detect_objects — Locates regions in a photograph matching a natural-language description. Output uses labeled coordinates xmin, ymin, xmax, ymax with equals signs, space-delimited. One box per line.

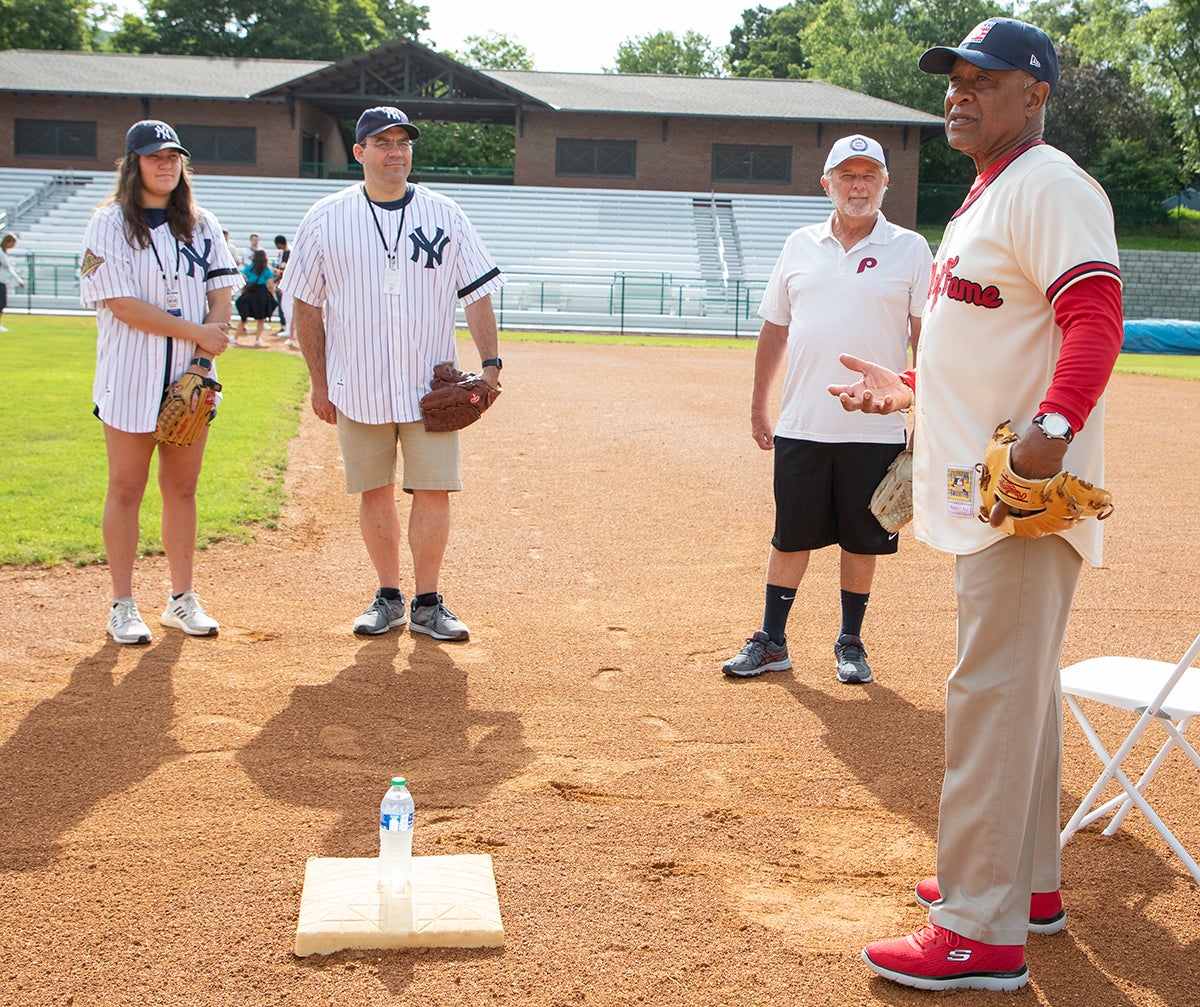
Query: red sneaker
xmin=915 ymin=877 xmax=1066 ymax=935
xmin=863 ymin=923 xmax=1028 ymax=991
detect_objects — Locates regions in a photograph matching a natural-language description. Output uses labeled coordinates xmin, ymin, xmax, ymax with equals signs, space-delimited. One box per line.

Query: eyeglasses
xmin=366 ymin=138 xmax=415 ymax=152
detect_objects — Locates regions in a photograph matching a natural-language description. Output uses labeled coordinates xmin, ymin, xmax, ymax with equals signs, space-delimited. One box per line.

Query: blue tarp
xmin=1122 ymin=319 xmax=1200 ymax=355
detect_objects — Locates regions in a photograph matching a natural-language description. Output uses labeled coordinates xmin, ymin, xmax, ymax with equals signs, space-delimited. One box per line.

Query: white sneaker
xmin=160 ymin=590 xmax=219 ymax=636
xmin=275 ymin=328 xmax=289 ymax=338
xmin=109 ymin=597 xmax=152 ymax=645
xmin=0 ymin=324 xmax=8 ymax=332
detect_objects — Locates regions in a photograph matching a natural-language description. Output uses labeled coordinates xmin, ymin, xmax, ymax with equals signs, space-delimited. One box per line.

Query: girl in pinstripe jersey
xmin=80 ymin=120 xmax=240 ymax=645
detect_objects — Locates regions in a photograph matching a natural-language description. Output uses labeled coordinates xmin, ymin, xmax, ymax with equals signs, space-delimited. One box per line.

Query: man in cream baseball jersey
xmin=81 ymin=119 xmax=239 ymax=645
xmin=281 ymin=106 xmax=504 ymax=641
xmin=829 ymin=19 xmax=1123 ymax=991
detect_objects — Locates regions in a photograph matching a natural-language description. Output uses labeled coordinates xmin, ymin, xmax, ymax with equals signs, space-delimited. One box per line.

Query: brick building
xmin=0 ymin=40 xmax=942 ymax=226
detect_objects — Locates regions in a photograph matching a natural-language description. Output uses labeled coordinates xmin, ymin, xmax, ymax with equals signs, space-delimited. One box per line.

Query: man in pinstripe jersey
xmin=281 ymin=106 xmax=504 ymax=641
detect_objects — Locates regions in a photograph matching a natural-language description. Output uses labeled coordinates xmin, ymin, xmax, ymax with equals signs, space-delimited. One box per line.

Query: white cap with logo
xmin=823 ymin=135 xmax=887 ymax=174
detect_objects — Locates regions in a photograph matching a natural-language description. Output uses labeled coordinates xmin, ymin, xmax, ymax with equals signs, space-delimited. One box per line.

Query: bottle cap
xmin=390 ymin=776 xmax=406 ymax=786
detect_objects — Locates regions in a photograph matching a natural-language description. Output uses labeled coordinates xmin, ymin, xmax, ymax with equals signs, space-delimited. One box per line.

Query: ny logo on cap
xmin=154 ymin=124 xmax=175 ymax=141
xmin=381 ymin=108 xmax=402 ymax=120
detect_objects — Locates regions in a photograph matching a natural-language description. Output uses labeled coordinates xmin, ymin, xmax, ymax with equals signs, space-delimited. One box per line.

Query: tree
xmin=416 ymin=30 xmax=530 ymax=173
xmin=727 ymin=2 xmax=822 ymax=78
xmin=0 ymin=0 xmax=94 ymax=50
xmin=451 ymin=30 xmax=533 ymax=70
xmin=106 ymin=0 xmax=429 ymax=58
xmin=610 ymin=29 xmax=726 ymax=76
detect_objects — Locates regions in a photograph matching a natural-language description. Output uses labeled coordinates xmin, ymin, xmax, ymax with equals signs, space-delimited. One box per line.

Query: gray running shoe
xmin=835 ymin=633 xmax=872 ymax=684
xmin=109 ymin=597 xmax=152 ymax=645
xmin=722 ymin=631 xmax=792 ymax=677
xmin=410 ymin=595 xmax=470 ymax=641
xmin=353 ymin=590 xmax=408 ymax=635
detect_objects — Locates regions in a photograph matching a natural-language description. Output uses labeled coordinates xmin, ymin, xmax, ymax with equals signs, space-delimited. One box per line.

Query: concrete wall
xmin=1119 ymin=250 xmax=1200 ymax=320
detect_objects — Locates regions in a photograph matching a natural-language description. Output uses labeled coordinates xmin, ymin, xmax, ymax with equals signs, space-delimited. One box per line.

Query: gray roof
xmin=0 ymin=47 xmax=942 ymax=126
xmin=483 ymin=70 xmax=944 ymax=125
xmin=0 ymin=49 xmax=328 ymax=100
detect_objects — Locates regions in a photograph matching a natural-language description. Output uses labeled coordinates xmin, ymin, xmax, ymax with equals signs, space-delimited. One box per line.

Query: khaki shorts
xmin=335 ymin=415 xmax=461 ymax=495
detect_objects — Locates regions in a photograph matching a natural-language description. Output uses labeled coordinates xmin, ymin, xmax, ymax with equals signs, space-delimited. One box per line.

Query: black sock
xmin=380 ymin=587 xmax=402 ymax=601
xmin=840 ymin=590 xmax=870 ymax=639
xmin=414 ymin=592 xmax=440 ymax=609
xmin=762 ymin=584 xmax=797 ymax=645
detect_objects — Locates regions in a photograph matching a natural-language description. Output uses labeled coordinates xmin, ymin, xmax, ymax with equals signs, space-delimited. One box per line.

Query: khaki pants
xmin=929 ymin=533 xmax=1083 ymax=946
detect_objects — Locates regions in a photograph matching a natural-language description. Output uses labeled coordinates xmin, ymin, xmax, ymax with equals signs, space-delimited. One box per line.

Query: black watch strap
xmin=190 ymin=356 xmax=212 ymax=370
xmin=481 ymin=357 xmax=502 ymax=371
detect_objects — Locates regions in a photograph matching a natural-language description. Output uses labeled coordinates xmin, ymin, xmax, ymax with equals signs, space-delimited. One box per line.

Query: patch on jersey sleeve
xmin=80 ymin=249 xmax=105 ymax=279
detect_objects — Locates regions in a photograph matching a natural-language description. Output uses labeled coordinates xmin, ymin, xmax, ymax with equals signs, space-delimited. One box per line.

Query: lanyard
xmin=147 ymin=227 xmax=181 ymax=292
xmin=362 ymin=184 xmax=408 ymax=266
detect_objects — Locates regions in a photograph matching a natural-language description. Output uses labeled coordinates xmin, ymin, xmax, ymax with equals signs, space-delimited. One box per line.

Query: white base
xmin=294 ymin=854 xmax=504 ymax=956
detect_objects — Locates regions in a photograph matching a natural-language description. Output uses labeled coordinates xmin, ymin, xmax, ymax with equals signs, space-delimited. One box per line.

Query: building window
xmin=556 ymin=139 xmax=636 ymax=178
xmin=712 ymin=144 xmax=792 ymax=184
xmin=15 ymin=119 xmax=97 ymax=159
xmin=177 ymin=125 xmax=256 ymax=165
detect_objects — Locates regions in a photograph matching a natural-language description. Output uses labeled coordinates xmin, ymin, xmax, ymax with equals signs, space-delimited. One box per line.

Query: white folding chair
xmin=1059 ymin=631 xmax=1200 ymax=884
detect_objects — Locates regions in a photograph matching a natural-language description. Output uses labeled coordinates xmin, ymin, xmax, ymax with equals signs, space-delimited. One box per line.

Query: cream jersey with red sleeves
xmin=912 ymin=143 xmax=1121 ymax=565
xmin=81 ymin=204 xmax=240 ymax=433
xmin=280 ymin=182 xmax=504 ymax=426
xmin=758 ymin=212 xmax=931 ymax=444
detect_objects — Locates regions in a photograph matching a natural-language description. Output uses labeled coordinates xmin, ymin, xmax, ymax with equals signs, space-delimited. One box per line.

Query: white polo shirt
xmin=758 ymin=211 xmax=932 ymax=444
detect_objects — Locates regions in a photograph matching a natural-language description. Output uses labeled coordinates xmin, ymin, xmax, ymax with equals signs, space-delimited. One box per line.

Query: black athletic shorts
xmin=772 ymin=436 xmax=905 ymax=555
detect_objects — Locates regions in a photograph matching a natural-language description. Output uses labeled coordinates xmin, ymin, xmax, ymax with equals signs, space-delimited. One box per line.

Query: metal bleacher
xmin=0 ymin=167 xmax=830 ymax=334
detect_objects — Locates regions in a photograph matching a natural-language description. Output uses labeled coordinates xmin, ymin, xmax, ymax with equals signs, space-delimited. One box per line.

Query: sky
xmin=423 ymin=0 xmax=756 ymax=74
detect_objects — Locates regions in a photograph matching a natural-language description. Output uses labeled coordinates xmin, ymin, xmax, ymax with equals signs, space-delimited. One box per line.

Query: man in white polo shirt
xmin=721 ymin=134 xmax=932 ymax=684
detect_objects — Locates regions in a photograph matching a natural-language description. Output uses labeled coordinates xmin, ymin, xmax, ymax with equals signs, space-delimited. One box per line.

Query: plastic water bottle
xmin=378 ymin=776 xmax=415 ymax=895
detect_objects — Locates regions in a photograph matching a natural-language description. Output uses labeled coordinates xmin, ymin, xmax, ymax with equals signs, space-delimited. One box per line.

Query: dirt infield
xmin=2 ymin=341 xmax=1198 ymax=1007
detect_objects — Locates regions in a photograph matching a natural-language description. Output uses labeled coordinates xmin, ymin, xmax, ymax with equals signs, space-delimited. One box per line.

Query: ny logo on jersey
xmin=179 ymin=238 xmax=216 ymax=278
xmin=409 ymin=226 xmax=450 ymax=269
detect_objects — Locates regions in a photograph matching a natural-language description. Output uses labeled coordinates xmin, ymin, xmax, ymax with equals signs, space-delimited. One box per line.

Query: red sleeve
xmin=1040 ymin=274 xmax=1123 ymax=434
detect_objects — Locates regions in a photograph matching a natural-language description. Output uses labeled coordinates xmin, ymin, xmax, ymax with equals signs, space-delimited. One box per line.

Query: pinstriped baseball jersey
xmin=913 ymin=142 xmax=1121 ymax=565
xmin=81 ymin=203 xmax=240 ymax=433
xmin=280 ymin=182 xmax=504 ymax=425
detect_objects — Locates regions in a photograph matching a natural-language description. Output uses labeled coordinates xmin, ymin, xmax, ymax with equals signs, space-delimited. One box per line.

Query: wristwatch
xmin=1033 ymin=412 xmax=1073 ymax=443
xmin=481 ymin=357 xmax=503 ymax=371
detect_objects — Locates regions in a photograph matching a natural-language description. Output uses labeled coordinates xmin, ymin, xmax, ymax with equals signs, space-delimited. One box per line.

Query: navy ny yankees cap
xmin=919 ymin=18 xmax=1059 ymax=95
xmin=125 ymin=119 xmax=189 ymax=157
xmin=355 ymin=106 xmax=421 ymax=143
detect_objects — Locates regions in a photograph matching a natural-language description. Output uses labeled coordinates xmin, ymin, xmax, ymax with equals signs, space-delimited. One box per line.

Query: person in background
xmin=0 ymin=231 xmax=26 ymax=331
xmin=223 ymin=229 xmax=241 ymax=274
xmin=232 ymin=247 xmax=277 ymax=346
xmin=272 ymin=234 xmax=293 ymax=345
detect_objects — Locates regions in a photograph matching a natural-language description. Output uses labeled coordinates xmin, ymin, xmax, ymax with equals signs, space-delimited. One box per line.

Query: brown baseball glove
xmin=154 ymin=365 xmax=221 ymax=447
xmin=869 ymin=448 xmax=913 ymax=534
xmin=976 ymin=421 xmax=1113 ymax=537
xmin=419 ymin=362 xmax=501 ymax=433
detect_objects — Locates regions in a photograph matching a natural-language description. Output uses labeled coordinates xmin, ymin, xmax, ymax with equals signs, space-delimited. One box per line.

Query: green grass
xmin=0 ymin=315 xmax=309 ymax=566
xmin=2 ymin=315 xmax=1198 ymax=567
